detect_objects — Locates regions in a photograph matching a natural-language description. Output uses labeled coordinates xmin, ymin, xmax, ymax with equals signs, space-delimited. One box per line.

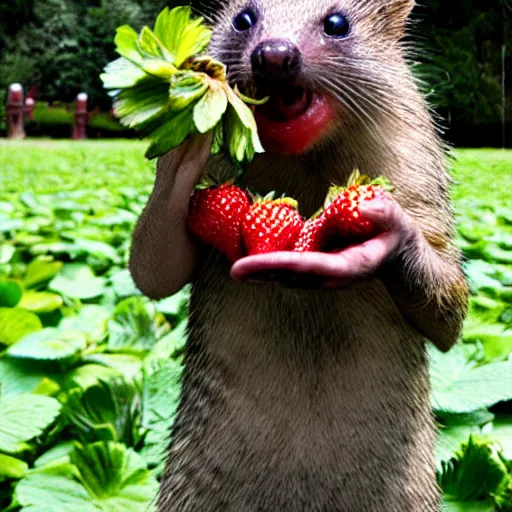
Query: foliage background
xmin=0 ymin=0 xmax=510 ymax=146
xmin=0 ymin=144 xmax=511 ymax=511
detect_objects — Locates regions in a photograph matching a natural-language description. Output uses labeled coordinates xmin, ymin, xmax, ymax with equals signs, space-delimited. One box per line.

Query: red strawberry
xmin=321 ymin=170 xmax=392 ymax=242
xmin=242 ymin=196 xmax=304 ymax=255
xmin=293 ymin=217 xmax=328 ymax=252
xmin=187 ymin=183 xmax=250 ymax=262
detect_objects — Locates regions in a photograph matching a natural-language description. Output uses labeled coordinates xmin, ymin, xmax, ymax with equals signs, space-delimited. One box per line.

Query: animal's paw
xmin=230 ymin=198 xmax=418 ymax=289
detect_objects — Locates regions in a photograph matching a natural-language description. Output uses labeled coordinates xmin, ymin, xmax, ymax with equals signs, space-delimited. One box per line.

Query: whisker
xmin=316 ymin=76 xmax=383 ymax=143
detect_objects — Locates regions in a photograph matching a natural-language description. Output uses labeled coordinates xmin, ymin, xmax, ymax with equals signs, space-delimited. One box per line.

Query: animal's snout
xmin=251 ymin=40 xmax=302 ymax=82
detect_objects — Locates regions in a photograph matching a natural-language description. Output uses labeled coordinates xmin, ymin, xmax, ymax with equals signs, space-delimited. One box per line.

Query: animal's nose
xmin=251 ymin=40 xmax=302 ymax=82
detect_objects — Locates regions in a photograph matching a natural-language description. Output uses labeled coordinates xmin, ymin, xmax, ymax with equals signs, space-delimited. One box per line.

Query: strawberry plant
xmin=0 ymin=142 xmax=511 ymax=511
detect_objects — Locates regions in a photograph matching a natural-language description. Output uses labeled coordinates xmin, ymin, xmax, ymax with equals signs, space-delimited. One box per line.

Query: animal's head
xmin=203 ymin=0 xmax=416 ymax=156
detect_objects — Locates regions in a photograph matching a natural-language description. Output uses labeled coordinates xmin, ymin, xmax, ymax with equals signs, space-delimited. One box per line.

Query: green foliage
xmin=0 ymin=143 xmax=511 ymax=511
xmin=0 ymin=141 xmax=185 ymax=510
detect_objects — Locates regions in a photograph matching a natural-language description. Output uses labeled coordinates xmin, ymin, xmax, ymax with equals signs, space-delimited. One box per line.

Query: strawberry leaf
xmin=153 ymin=6 xmax=211 ymax=67
xmin=0 ymin=392 xmax=61 ymax=454
xmin=144 ymin=104 xmax=197 ymax=160
xmin=101 ymin=6 xmax=264 ymax=168
xmin=438 ymin=436 xmax=509 ymax=502
xmin=113 ymin=25 xmax=143 ymax=64
xmin=137 ymin=26 xmax=167 ymax=60
xmin=169 ymin=71 xmax=208 ymax=111
xmin=193 ymin=82 xmax=228 ymax=134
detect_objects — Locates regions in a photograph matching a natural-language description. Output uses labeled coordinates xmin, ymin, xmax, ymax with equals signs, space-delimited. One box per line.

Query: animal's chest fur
xmin=159 ymin=255 xmax=441 ymax=511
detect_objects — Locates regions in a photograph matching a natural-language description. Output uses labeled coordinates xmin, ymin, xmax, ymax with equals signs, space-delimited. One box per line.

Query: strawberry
xmin=241 ymin=196 xmax=304 ymax=255
xmin=293 ymin=217 xmax=328 ymax=252
xmin=187 ymin=182 xmax=250 ymax=262
xmin=321 ymin=170 xmax=392 ymax=242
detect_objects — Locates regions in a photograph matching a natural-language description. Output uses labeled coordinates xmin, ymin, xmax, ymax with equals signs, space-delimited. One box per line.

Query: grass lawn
xmin=0 ymin=141 xmax=511 ymax=511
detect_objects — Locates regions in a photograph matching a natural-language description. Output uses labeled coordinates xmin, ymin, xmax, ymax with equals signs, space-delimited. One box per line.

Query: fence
xmin=5 ymin=83 xmax=89 ymax=140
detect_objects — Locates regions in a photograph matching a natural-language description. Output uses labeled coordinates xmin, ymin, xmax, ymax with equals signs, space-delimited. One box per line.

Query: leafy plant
xmin=65 ymin=378 xmax=146 ymax=448
xmin=0 ymin=143 xmax=511 ymax=510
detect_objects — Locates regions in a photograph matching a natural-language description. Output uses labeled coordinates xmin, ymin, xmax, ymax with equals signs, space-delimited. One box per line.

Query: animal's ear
xmin=378 ymin=0 xmax=415 ymax=40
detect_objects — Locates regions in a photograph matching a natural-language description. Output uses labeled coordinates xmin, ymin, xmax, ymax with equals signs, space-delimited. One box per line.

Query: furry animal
xmin=129 ymin=0 xmax=469 ymax=510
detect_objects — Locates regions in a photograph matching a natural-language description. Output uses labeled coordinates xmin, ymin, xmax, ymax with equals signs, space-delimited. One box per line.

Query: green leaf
xmin=169 ymin=71 xmax=208 ymax=111
xmin=107 ymin=297 xmax=170 ymax=354
xmin=59 ymin=305 xmax=110 ymax=342
xmin=439 ymin=436 xmax=509 ymax=502
xmin=146 ymin=320 xmax=188 ymax=364
xmin=49 ymin=264 xmax=107 ymax=300
xmin=0 ymin=308 xmax=42 ymax=346
xmin=62 ymin=364 xmax=122 ymax=391
xmin=144 ymin=104 xmax=196 ymax=160
xmin=65 ymin=379 xmax=145 ymax=447
xmin=437 ymin=410 xmax=496 ymax=428
xmin=8 ymin=328 xmax=87 ymax=366
xmin=13 ymin=443 xmax=158 ymax=512
xmin=13 ymin=461 xmax=97 ymax=512
xmin=100 ymin=57 xmax=147 ymax=89
xmin=0 ymin=453 xmax=28 ymax=482
xmin=436 ymin=426 xmax=480 ymax=472
xmin=71 ymin=442 xmax=158 ymax=510
xmin=0 ymin=244 xmax=16 ymax=264
xmin=193 ymin=83 xmax=228 ymax=133
xmin=110 ymin=269 xmax=141 ymax=298
xmin=483 ymin=245 xmax=512 ymax=264
xmin=223 ymin=93 xmax=264 ymax=164
xmin=0 ymin=359 xmax=48 ymax=397
xmin=67 ymin=238 xmax=121 ymax=264
xmin=33 ymin=442 xmax=75 ymax=469
xmin=22 ymin=259 xmax=63 ymax=289
xmin=0 ymin=280 xmax=22 ymax=307
xmin=442 ymin=500 xmax=495 ymax=511
xmin=155 ymin=286 xmax=190 ymax=318
xmin=488 ymin=415 xmax=512 ymax=461
xmin=464 ymin=321 xmax=512 ymax=354
xmin=114 ymin=25 xmax=143 ymax=64
xmin=114 ymin=74 xmax=170 ymax=128
xmin=137 ymin=26 xmax=166 ymax=60
xmin=153 ymin=6 xmax=211 ymax=67
xmin=430 ymin=344 xmax=512 ymax=414
xmin=82 ymin=354 xmax=142 ymax=380
xmin=141 ymin=59 xmax=178 ymax=79
xmin=0 ymin=392 xmax=61 ymax=454
xmin=18 ymin=290 xmax=63 ymax=314
xmin=32 ymin=377 xmax=61 ymax=397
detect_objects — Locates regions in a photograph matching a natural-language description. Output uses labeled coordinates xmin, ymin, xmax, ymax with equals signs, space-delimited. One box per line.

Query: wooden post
xmin=25 ymin=97 xmax=35 ymax=121
xmin=73 ymin=92 xmax=88 ymax=140
xmin=7 ymin=83 xmax=26 ymax=139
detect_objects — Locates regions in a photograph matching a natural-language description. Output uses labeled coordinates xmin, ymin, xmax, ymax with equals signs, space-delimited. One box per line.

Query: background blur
xmin=0 ymin=0 xmax=510 ymax=146
xmin=0 ymin=2 xmax=511 ymax=512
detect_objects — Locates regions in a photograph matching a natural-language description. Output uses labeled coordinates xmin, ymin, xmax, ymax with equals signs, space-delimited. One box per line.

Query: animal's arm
xmin=231 ymin=192 xmax=469 ymax=352
xmin=129 ymin=135 xmax=211 ymax=300
xmin=378 ymin=207 xmax=469 ymax=353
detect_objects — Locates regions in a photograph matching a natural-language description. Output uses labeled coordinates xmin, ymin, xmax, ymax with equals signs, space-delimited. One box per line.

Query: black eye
xmin=233 ymin=9 xmax=257 ymax=32
xmin=324 ymin=13 xmax=350 ymax=38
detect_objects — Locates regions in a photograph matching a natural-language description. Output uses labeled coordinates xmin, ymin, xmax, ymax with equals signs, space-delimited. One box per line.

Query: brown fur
xmin=154 ymin=0 xmax=469 ymax=509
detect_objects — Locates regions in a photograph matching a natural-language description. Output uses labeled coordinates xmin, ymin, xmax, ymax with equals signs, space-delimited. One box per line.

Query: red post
xmin=7 ymin=83 xmax=26 ymax=139
xmin=73 ymin=92 xmax=88 ymax=140
xmin=25 ymin=97 xmax=35 ymax=121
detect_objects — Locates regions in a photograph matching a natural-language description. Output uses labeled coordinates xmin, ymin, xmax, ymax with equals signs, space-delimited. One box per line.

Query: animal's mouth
xmin=257 ymin=84 xmax=312 ymax=121
xmin=252 ymin=83 xmax=336 ymax=155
